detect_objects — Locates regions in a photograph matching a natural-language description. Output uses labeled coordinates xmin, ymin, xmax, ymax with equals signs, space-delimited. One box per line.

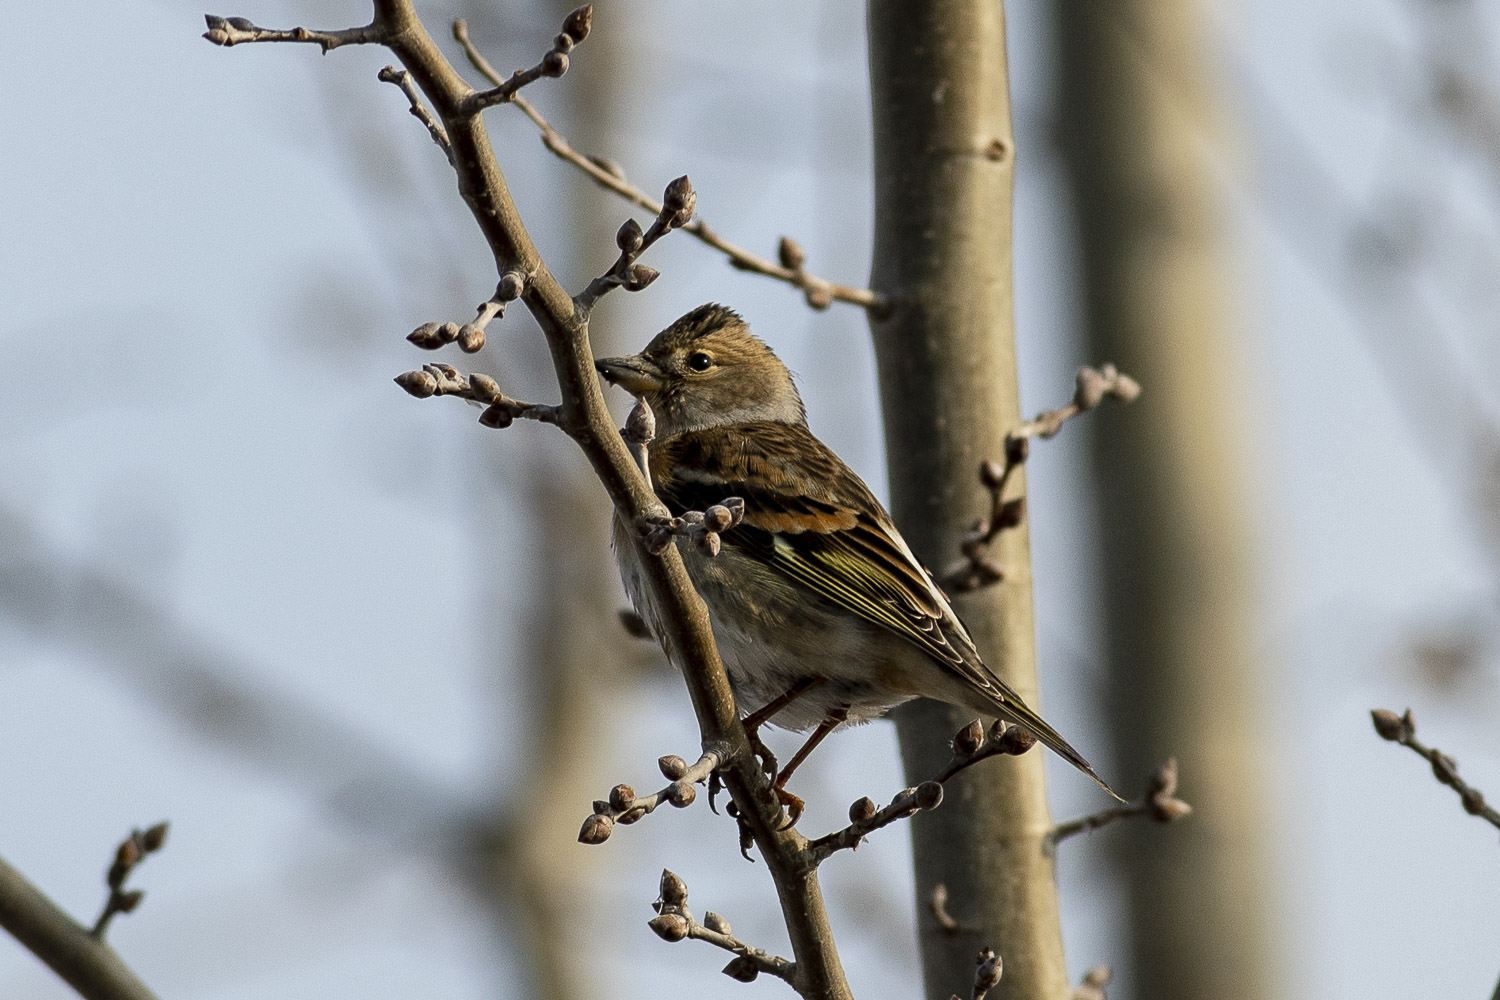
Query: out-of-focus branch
xmin=1045 ymin=758 xmax=1192 ymax=852
xmin=946 ymin=364 xmax=1140 ymax=593
xmin=0 ymin=852 xmax=159 ymax=1000
xmin=450 ymin=19 xmax=889 ymax=315
xmin=1073 ymin=966 xmax=1113 ymax=1000
xmin=647 ymin=870 xmax=796 ymax=986
xmin=1371 ymin=708 xmax=1500 ymax=834
xmin=90 ymin=825 xmax=169 ymax=940
xmin=208 ymin=5 xmax=853 ymax=997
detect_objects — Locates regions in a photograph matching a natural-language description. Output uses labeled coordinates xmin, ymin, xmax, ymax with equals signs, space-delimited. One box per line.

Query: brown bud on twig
xmin=778 ymin=236 xmax=807 ymax=271
xmin=1112 ymin=373 xmax=1142 ymax=403
xmin=467 ymin=373 xmax=502 ymax=404
xmin=478 ymin=404 xmax=513 ymax=428
xmin=622 ymin=263 xmax=660 ymax=291
xmin=997 ymin=725 xmax=1037 ymax=756
xmin=609 ymin=784 xmax=636 ymax=812
xmin=616 ymin=218 xmax=644 ymax=253
xmin=457 ymin=324 xmax=485 ymax=353
xmin=954 ymin=720 xmax=985 ymax=756
xmin=540 ymin=50 xmax=568 ymax=77
xmin=1462 ymin=787 xmax=1486 ymax=815
xmin=804 ymin=284 xmax=834 ymax=310
xmin=407 ymin=322 xmax=447 ymax=349
xmin=562 ymin=4 xmax=592 ymax=43
xmin=667 ymin=781 xmax=697 ymax=808
xmin=1074 ymin=367 xmax=1108 ymax=411
xmin=663 ymin=175 xmax=696 ymax=226
xmin=659 ymin=868 xmax=688 ymax=906
xmin=723 ymin=956 xmax=760 ymax=982
xmin=141 ymin=823 xmax=169 ymax=853
xmin=659 ymin=754 xmax=689 ymax=780
xmin=1431 ymin=752 xmax=1459 ymax=787
xmin=1004 ymin=435 xmax=1029 ymax=468
xmin=578 ymin=812 xmax=613 ymax=844
xmin=849 ymin=797 xmax=878 ymax=823
xmin=703 ymin=504 xmax=734 ymax=533
xmin=979 ymin=459 xmax=1006 ymax=489
xmin=915 ymin=781 xmax=945 ymax=810
xmin=1370 ymin=708 xmax=1409 ymax=742
xmin=497 ymin=271 xmax=526 ymax=301
xmin=996 ymin=497 xmax=1026 ymax=530
xmin=438 ymin=322 xmax=461 ymax=343
xmin=648 ymin=913 xmax=690 ymax=942
xmin=395 ymin=370 xmax=438 ymax=398
xmin=694 ymin=531 xmax=722 ymax=558
xmin=626 ymin=398 xmax=656 ymax=444
xmin=703 ymin=911 xmax=732 ymax=935
xmin=973 ymin=947 xmax=1003 ymax=999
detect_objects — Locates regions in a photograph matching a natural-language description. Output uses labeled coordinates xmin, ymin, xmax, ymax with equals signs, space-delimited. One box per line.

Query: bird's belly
xmin=612 ymin=518 xmax=918 ymax=732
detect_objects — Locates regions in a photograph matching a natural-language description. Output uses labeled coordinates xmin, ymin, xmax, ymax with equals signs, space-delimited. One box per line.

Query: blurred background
xmin=2 ymin=1 xmax=1497 ymax=998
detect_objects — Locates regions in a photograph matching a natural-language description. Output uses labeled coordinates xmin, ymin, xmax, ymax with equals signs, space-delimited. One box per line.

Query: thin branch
xmin=805 ymin=720 xmax=1036 ymax=864
xmin=377 ymin=66 xmax=452 ymax=162
xmin=405 ymin=275 xmax=523 ymax=354
xmin=450 ymin=19 xmax=889 ymax=315
xmin=928 ymin=883 xmax=960 ymax=933
xmin=1371 ymin=708 xmax=1500 ymax=835
xmin=202 ymin=14 xmax=380 ymax=52
xmin=0 ymin=852 xmax=160 ymax=1000
xmin=575 ymin=178 xmax=694 ymax=314
xmin=462 ymin=7 xmax=591 ymax=114
xmin=395 ymin=362 xmax=562 ymax=429
xmin=1045 ymin=758 xmax=1192 ymax=853
xmin=946 ymin=364 xmax=1140 ymax=592
xmin=90 ymin=825 xmax=168 ymax=940
xmin=647 ymin=870 xmax=797 ymax=986
xmin=578 ymin=752 xmax=721 ymax=844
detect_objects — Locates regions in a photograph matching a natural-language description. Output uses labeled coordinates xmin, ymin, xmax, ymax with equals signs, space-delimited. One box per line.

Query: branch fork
xmin=1045 ymin=758 xmax=1192 ymax=853
xmin=578 ymin=752 xmax=722 ymax=845
xmin=647 ymin=869 xmax=796 ymax=985
xmin=394 ymin=363 xmax=561 ymax=429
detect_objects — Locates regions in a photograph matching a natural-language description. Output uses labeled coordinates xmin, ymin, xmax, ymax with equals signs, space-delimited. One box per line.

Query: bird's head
xmin=595 ymin=304 xmax=806 ymax=436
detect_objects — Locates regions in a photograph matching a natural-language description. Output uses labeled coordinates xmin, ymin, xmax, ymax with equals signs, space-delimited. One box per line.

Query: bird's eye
xmin=686 ymin=352 xmax=714 ymax=372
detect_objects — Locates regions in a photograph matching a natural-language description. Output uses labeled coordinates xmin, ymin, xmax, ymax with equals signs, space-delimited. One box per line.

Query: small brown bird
xmin=596 ymin=304 xmax=1117 ymax=810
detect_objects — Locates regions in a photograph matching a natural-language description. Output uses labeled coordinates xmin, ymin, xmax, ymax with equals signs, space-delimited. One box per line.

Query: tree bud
xmin=622 ymin=264 xmax=660 ymax=291
xmin=541 ymin=51 xmax=568 ymax=77
xmin=561 ymin=4 xmax=592 ymax=43
xmin=407 ymin=322 xmax=446 ymax=349
xmin=722 ymin=957 xmax=759 ymax=982
xmin=479 ymin=404 xmax=513 ymax=428
xmin=468 ymin=372 xmax=502 ymax=403
xmin=608 ymin=784 xmax=636 ymax=812
xmin=659 ymin=754 xmax=689 ymax=780
xmin=804 ymin=285 xmax=833 ymax=310
xmin=663 ymin=175 xmax=695 ymax=216
xmin=998 ymin=725 xmax=1037 ymax=755
xmin=141 ymin=823 xmax=169 ymax=852
xmin=1074 ymin=366 xmax=1107 ymax=411
xmin=703 ymin=505 xmax=733 ymax=533
xmin=667 ymin=781 xmax=697 ymax=808
xmin=659 ymin=868 xmax=688 ymax=905
xmin=778 ymin=236 xmax=806 ymax=271
xmin=497 ymin=271 xmax=525 ymax=301
xmin=694 ymin=531 xmax=722 ymax=558
xmin=648 ymin=913 xmax=689 ymax=942
xmin=616 ymin=218 xmax=644 ymax=253
xmin=1370 ymin=708 xmax=1407 ymax=742
xmin=457 ymin=324 xmax=485 ymax=353
xmin=849 ymin=796 xmax=877 ymax=823
xmin=953 ymin=720 xmax=985 ymax=756
xmin=703 ymin=911 xmax=731 ymax=935
xmin=915 ymin=781 xmax=944 ymax=810
xmin=577 ymin=813 xmax=613 ymax=844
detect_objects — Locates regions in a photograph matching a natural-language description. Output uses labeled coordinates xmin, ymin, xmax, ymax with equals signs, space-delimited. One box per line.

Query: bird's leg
xmin=774 ymin=707 xmax=848 ymax=828
xmin=740 ymin=677 xmax=824 ymax=781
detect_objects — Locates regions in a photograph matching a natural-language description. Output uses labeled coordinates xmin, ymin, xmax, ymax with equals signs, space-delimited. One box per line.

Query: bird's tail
xmin=998 ymin=695 xmax=1125 ymax=803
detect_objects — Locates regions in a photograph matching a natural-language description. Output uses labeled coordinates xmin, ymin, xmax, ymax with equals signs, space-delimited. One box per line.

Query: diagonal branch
xmin=0 ymin=852 xmax=160 ymax=1000
xmin=451 ymin=19 xmax=888 ymax=315
xmin=1371 ymin=708 xmax=1500 ymax=835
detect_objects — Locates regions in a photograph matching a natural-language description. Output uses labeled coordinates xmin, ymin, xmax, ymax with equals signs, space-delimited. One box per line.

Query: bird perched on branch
xmin=596 ymin=304 xmax=1117 ymax=816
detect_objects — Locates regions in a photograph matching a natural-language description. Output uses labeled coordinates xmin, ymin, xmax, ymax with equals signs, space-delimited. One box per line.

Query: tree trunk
xmin=868 ymin=4 xmax=1070 ymax=998
xmin=1051 ymin=5 xmax=1279 ymax=999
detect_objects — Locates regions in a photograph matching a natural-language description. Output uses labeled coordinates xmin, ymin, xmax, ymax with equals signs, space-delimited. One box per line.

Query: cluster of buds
xmin=542 ymin=5 xmax=592 ymax=77
xmin=93 ymin=822 xmax=169 ymax=938
xmin=1072 ymin=362 xmax=1141 ymax=413
xmin=647 ymin=870 xmax=773 ymax=983
xmin=965 ymin=947 xmax=1004 ymax=1000
xmin=578 ymin=752 xmax=715 ymax=845
xmin=639 ymin=498 xmax=746 ymax=557
xmin=1372 ymin=707 xmax=1494 ymax=821
xmin=662 ymin=174 xmax=697 ymax=230
xmin=951 ymin=717 xmax=1037 ymax=761
xmin=407 ymin=275 xmax=522 ymax=354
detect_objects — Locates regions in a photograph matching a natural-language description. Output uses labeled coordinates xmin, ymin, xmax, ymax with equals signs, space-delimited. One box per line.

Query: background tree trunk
xmin=868 ymin=4 xmax=1070 ymax=998
xmin=1050 ymin=5 xmax=1280 ymax=999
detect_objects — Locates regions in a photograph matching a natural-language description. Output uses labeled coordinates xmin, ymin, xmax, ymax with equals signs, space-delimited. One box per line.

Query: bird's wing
xmin=652 ymin=421 xmax=1120 ymax=800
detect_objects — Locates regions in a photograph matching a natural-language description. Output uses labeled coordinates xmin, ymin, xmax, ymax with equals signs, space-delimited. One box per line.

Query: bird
xmin=595 ymin=303 xmax=1118 ymax=816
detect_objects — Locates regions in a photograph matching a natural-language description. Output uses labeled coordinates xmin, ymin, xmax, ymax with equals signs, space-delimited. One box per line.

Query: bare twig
xmin=1073 ymin=966 xmax=1113 ymax=1000
xmin=1045 ymin=759 xmax=1192 ymax=852
xmin=0 ymin=851 xmax=160 ymax=1000
xmin=805 ymin=720 xmax=1036 ymax=863
xmin=946 ymin=364 xmax=1140 ymax=592
xmin=90 ymin=824 xmax=168 ymax=940
xmin=1371 ymin=708 xmax=1500 ymax=835
xmin=406 ymin=275 xmax=524 ymax=354
xmin=450 ymin=19 xmax=888 ymax=315
xmin=578 ymin=752 xmax=721 ymax=844
xmin=647 ymin=869 xmax=798 ymax=985
xmin=463 ymin=6 xmax=590 ymax=114
xmin=395 ymin=363 xmax=562 ymax=429
xmin=202 ymin=14 xmax=381 ymax=51
xmin=575 ymin=177 xmax=695 ymax=314
xmin=377 ymin=66 xmax=451 ymax=162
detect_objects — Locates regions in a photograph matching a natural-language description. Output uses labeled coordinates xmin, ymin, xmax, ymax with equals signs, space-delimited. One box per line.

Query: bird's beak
xmin=594 ymin=354 xmax=666 ymax=395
